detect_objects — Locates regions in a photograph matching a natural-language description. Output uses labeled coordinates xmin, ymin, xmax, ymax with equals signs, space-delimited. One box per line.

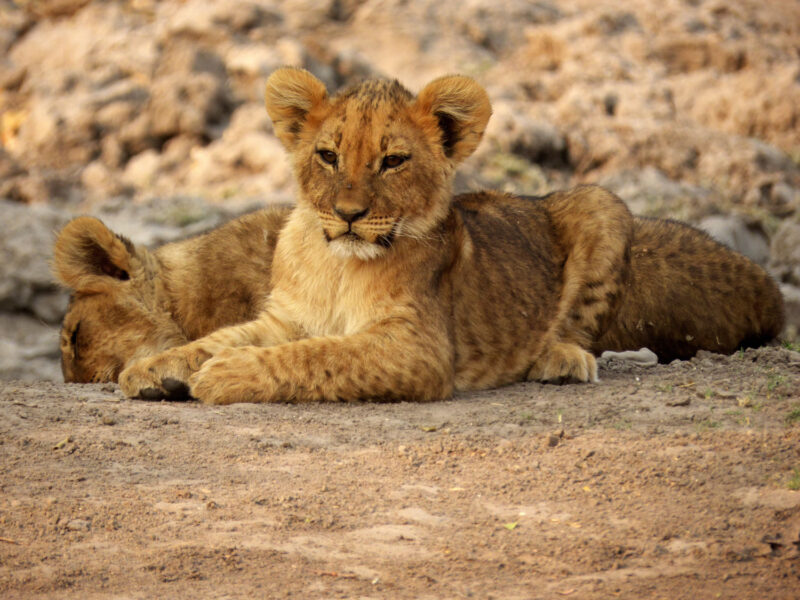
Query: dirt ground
xmin=1 ymin=347 xmax=800 ymax=599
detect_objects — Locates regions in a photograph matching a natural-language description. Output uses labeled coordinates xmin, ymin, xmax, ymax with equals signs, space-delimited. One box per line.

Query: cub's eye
xmin=382 ymin=154 xmax=408 ymax=170
xmin=317 ymin=150 xmax=338 ymax=166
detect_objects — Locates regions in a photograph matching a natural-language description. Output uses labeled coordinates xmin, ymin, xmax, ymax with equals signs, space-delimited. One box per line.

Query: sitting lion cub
xmin=56 ymin=68 xmax=784 ymax=403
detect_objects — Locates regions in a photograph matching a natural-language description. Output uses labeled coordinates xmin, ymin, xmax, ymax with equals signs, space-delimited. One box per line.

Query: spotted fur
xmin=53 ymin=208 xmax=286 ymax=383
xmin=71 ymin=68 xmax=781 ymax=404
xmin=55 ymin=201 xmax=783 ymax=386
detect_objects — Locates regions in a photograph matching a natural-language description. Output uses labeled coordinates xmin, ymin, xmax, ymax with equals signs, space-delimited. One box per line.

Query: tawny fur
xmin=54 ymin=201 xmax=783 ymax=388
xmin=53 ymin=208 xmax=286 ymax=382
xmin=53 ymin=68 xmax=784 ymax=402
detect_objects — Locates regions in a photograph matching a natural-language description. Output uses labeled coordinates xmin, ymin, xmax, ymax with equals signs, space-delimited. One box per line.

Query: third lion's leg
xmin=528 ymin=186 xmax=633 ymax=383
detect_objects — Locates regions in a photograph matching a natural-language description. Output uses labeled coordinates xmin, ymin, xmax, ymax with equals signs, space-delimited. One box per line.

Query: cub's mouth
xmin=327 ymin=229 xmax=395 ymax=246
xmin=323 ymin=230 xmax=360 ymax=243
xmin=323 ymin=223 xmax=397 ymax=260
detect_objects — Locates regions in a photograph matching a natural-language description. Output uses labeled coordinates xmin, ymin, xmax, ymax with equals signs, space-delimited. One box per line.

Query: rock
xmin=651 ymin=36 xmax=745 ymax=75
xmin=455 ymin=0 xmax=562 ymax=54
xmin=599 ymin=168 xmax=715 ymax=220
xmin=282 ymin=0 xmax=338 ymax=30
xmin=0 ymin=3 xmax=31 ymax=53
xmin=0 ymin=200 xmax=69 ymax=321
xmin=481 ymin=101 xmax=567 ymax=168
xmin=14 ymin=95 xmax=98 ymax=168
xmin=0 ymin=171 xmax=58 ymax=205
xmin=81 ymin=160 xmax=125 ymax=198
xmin=65 ymin=518 xmax=91 ymax=532
xmin=679 ymin=66 xmax=800 ymax=153
xmin=779 ymin=284 xmax=800 ymax=342
xmin=1 ymin=0 xmax=799 ymax=389
xmin=0 ymin=314 xmax=61 ymax=382
xmin=587 ymin=10 xmax=640 ymax=36
xmin=162 ymin=0 xmax=281 ymax=39
xmin=743 ymin=176 xmax=800 ymax=218
xmin=698 ymin=215 xmax=770 ymax=265
xmin=89 ymin=195 xmax=263 ymax=248
xmin=92 ymin=86 xmax=150 ymax=135
xmin=599 ymin=348 xmax=658 ymax=367
xmin=181 ymin=103 xmax=291 ymax=199
xmin=521 ymin=28 xmax=567 ymax=71
xmin=148 ymin=72 xmax=232 ymax=140
xmin=16 ymin=0 xmax=90 ymax=19
xmin=342 ymin=0 xmax=498 ymax=89
xmin=122 ymin=150 xmax=162 ymax=190
xmin=225 ymin=44 xmax=282 ymax=79
xmin=735 ymin=487 xmax=800 ymax=511
xmin=770 ymin=219 xmax=800 ymax=287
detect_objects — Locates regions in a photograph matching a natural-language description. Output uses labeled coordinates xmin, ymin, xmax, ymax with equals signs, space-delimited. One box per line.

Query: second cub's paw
xmin=528 ymin=342 xmax=598 ymax=384
xmin=119 ymin=347 xmax=210 ymax=400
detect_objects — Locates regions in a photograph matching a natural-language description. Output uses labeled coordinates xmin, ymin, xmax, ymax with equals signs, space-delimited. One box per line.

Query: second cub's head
xmin=265 ymin=68 xmax=491 ymax=260
xmin=53 ymin=217 xmax=187 ymax=383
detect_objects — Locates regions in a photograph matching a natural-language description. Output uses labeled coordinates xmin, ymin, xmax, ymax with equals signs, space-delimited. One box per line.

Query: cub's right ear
xmin=53 ymin=217 xmax=136 ymax=293
xmin=265 ymin=67 xmax=329 ymax=150
xmin=414 ymin=75 xmax=492 ymax=164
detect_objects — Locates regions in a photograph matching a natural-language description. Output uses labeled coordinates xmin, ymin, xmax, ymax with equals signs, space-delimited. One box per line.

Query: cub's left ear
xmin=414 ymin=75 xmax=492 ymax=163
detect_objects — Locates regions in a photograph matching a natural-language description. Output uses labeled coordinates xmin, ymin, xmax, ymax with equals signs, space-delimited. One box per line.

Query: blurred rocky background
xmin=1 ymin=0 xmax=798 ymax=381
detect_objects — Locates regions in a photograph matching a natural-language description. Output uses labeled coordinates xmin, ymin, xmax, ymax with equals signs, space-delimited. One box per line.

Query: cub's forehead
xmin=333 ymin=78 xmax=415 ymax=111
xmin=318 ymin=79 xmax=420 ymax=149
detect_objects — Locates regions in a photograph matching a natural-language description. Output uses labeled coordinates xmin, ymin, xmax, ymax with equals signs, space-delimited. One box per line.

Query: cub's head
xmin=265 ymin=68 xmax=491 ymax=260
xmin=53 ymin=217 xmax=187 ymax=383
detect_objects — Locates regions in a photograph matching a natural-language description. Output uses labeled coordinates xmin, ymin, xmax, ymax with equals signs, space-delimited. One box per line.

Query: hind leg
xmin=527 ymin=186 xmax=633 ymax=383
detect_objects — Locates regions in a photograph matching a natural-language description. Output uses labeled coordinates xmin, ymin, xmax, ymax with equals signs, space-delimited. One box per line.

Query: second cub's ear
xmin=265 ymin=67 xmax=329 ymax=150
xmin=53 ymin=217 xmax=136 ymax=294
xmin=414 ymin=75 xmax=492 ymax=163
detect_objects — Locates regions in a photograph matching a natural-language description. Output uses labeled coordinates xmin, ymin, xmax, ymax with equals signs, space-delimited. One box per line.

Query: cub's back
xmin=450 ymin=192 xmax=563 ymax=388
xmin=595 ymin=217 xmax=784 ymax=359
xmin=157 ymin=207 xmax=290 ymax=339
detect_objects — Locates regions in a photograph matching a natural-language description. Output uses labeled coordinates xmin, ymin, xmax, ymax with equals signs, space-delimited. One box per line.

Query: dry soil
xmin=2 ymin=347 xmax=800 ymax=599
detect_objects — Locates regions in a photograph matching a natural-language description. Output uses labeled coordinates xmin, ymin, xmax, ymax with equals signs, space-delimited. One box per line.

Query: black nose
xmin=334 ymin=207 xmax=368 ymax=224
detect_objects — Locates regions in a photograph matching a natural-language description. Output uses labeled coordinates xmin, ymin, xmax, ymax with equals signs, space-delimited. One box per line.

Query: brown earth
xmin=2 ymin=346 xmax=800 ymax=599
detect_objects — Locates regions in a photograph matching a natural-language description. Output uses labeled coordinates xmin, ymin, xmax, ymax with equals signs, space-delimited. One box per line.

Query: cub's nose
xmin=334 ymin=206 xmax=369 ymax=224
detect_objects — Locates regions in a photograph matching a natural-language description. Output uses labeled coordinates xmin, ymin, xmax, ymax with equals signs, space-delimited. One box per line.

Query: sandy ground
xmin=1 ymin=347 xmax=800 ymax=599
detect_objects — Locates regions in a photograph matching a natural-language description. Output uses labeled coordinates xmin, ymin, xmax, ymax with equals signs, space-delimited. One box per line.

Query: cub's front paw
xmin=528 ymin=341 xmax=598 ymax=384
xmin=119 ymin=347 xmax=209 ymax=400
xmin=189 ymin=348 xmax=275 ymax=405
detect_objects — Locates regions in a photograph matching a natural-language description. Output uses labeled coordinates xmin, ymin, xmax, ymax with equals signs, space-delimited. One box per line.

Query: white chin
xmin=328 ymin=237 xmax=386 ymax=261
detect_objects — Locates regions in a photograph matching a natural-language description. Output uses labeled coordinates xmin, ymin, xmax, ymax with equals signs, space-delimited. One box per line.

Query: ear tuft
xmin=265 ymin=67 xmax=329 ymax=150
xmin=415 ymin=75 xmax=492 ymax=163
xmin=53 ymin=217 xmax=136 ymax=293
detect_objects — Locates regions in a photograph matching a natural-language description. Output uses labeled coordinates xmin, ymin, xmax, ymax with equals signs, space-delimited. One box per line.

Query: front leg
xmin=188 ymin=325 xmax=454 ymax=405
xmin=119 ymin=310 xmax=298 ymax=399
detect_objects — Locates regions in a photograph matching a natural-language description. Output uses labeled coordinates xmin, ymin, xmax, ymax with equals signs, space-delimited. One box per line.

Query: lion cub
xmin=53 ymin=208 xmax=287 ymax=382
xmin=56 ymin=204 xmax=781 ymax=384
xmin=109 ymin=68 xmax=782 ymax=404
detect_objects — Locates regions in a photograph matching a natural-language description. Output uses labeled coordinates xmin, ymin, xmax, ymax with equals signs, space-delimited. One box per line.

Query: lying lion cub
xmin=54 ymin=207 xmax=288 ymax=383
xmin=54 ymin=68 xmax=784 ymax=403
